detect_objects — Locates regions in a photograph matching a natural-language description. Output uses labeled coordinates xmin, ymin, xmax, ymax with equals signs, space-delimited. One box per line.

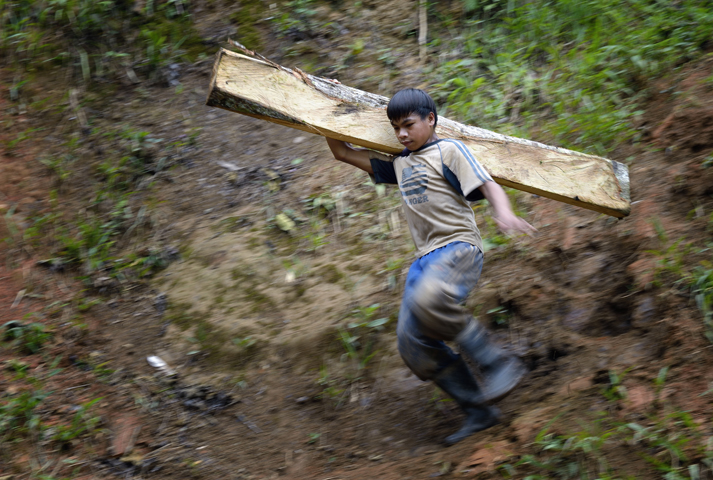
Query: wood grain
xmin=206 ymin=48 xmax=630 ymax=218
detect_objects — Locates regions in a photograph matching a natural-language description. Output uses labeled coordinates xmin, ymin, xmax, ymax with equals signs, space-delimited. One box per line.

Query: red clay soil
xmin=0 ymin=85 xmax=47 ymax=324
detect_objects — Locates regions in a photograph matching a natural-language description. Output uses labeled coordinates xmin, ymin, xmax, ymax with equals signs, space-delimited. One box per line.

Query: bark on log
xmin=206 ymin=47 xmax=630 ymax=218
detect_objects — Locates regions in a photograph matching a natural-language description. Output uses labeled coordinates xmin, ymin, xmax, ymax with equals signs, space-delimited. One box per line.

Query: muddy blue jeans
xmin=397 ymin=241 xmax=484 ymax=380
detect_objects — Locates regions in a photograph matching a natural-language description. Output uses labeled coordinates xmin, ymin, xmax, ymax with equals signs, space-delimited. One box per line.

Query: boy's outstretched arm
xmin=326 ymin=138 xmax=374 ymax=174
xmin=479 ymin=180 xmax=537 ymax=236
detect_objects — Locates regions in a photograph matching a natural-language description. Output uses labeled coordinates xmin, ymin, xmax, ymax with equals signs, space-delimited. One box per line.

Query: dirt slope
xmin=2 ymin=4 xmax=713 ymax=480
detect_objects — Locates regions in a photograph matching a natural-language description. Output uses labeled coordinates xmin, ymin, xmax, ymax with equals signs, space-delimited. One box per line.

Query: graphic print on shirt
xmin=400 ymin=164 xmax=429 ymax=205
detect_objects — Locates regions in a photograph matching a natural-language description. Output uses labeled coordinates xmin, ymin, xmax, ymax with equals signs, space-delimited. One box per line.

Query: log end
xmin=205 ymin=49 xmax=224 ymax=107
xmin=611 ymin=160 xmax=631 ymax=217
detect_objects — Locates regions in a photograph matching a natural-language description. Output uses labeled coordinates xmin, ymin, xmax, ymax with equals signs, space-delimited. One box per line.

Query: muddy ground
xmin=2 ymin=2 xmax=713 ymax=479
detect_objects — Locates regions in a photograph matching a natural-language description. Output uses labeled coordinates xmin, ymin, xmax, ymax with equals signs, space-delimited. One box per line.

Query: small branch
xmin=11 ymin=289 xmax=25 ymax=308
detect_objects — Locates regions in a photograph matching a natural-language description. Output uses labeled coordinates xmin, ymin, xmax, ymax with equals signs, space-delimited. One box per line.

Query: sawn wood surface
xmin=206 ymin=48 xmax=630 ymax=218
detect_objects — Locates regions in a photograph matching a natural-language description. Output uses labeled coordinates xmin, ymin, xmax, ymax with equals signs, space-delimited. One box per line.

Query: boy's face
xmin=390 ymin=112 xmax=436 ymax=151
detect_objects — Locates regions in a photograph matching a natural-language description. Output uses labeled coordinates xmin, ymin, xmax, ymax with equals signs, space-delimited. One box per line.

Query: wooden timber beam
xmin=206 ymin=47 xmax=630 ymax=218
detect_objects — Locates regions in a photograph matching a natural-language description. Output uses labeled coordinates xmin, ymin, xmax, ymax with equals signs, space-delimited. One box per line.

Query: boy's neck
xmin=411 ymin=132 xmax=439 ymax=151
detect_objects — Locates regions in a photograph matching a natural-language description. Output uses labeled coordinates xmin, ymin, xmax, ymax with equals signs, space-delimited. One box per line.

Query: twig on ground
xmin=236 ymin=414 xmax=263 ymax=434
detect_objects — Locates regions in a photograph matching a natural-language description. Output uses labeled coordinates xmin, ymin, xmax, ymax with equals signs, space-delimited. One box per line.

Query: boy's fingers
xmin=494 ymin=217 xmax=536 ymax=237
xmin=522 ymin=220 xmax=537 ymax=235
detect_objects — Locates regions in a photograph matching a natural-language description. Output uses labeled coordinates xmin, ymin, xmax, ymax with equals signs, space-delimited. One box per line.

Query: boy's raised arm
xmin=326 ymin=138 xmax=374 ymax=174
xmin=479 ymin=180 xmax=536 ymax=236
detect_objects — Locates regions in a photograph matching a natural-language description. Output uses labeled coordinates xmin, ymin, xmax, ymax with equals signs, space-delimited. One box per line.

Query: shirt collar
xmin=409 ymin=139 xmax=442 ymax=153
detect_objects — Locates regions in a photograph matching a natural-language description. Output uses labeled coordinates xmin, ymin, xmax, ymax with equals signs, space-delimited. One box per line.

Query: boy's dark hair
xmin=387 ymin=88 xmax=438 ymax=127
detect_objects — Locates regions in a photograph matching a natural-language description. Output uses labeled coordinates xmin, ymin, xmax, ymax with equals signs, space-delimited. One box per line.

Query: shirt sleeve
xmin=368 ymin=151 xmax=398 ymax=185
xmin=441 ymin=140 xmax=493 ymax=200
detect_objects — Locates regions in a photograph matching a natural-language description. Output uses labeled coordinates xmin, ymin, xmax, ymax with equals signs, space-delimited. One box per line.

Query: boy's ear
xmin=427 ymin=112 xmax=436 ymax=127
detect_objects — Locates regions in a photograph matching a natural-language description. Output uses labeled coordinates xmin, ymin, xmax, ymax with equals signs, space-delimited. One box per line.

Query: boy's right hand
xmin=326 ymin=137 xmax=374 ymax=174
xmin=493 ymin=212 xmax=537 ymax=237
xmin=479 ymin=180 xmax=537 ymax=237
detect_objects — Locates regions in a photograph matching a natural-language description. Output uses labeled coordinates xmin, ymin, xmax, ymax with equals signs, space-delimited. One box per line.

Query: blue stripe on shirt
xmin=442 ymin=139 xmax=492 ymax=184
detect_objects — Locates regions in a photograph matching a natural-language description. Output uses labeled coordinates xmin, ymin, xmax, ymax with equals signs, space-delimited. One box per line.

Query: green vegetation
xmin=272 ymin=0 xmax=319 ymax=39
xmin=316 ymin=263 xmax=344 ymax=283
xmin=433 ymin=0 xmax=713 ymax=155
xmin=51 ymin=398 xmax=102 ymax=444
xmin=1 ymin=0 xmax=203 ymax=83
xmin=232 ymin=336 xmax=257 ymax=358
xmin=304 ymin=219 xmax=330 ymax=252
xmin=315 ymin=364 xmax=345 ymax=405
xmin=644 ymin=218 xmax=713 ymax=341
xmin=163 ymin=302 xmax=261 ymax=366
xmin=22 ymin=125 xmax=180 ymax=283
xmin=336 ymin=303 xmax=391 ymax=378
xmin=692 ymin=262 xmax=713 ymax=343
xmin=487 ymin=305 xmax=511 ymax=327
xmin=0 ymin=388 xmax=102 ymax=447
xmin=508 ymin=411 xmax=713 ymax=480
xmin=497 ymin=369 xmax=713 ymax=480
xmin=3 ymin=320 xmax=52 ymax=354
xmin=0 ymin=320 xmax=102 ymax=449
xmin=229 ymin=0 xmax=266 ymax=50
xmin=0 ymin=390 xmax=47 ymax=440
xmin=600 ymin=368 xmax=629 ymax=403
xmin=347 ymin=303 xmax=389 ymax=330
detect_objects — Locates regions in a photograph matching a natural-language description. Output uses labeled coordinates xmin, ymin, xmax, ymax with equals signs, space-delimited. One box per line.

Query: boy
xmin=326 ymin=88 xmax=535 ymax=445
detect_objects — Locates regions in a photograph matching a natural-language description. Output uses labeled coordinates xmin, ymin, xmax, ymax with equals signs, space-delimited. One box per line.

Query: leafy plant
xmin=22 ymin=211 xmax=57 ymax=246
xmin=3 ymin=128 xmax=38 ymax=152
xmin=692 ymin=263 xmax=713 ymax=343
xmin=305 ymin=193 xmax=337 ymax=217
xmin=702 ymin=154 xmax=713 ymax=169
xmin=316 ymin=364 xmax=344 ymax=404
xmin=348 ymin=303 xmax=389 ymax=330
xmin=272 ymin=0 xmax=318 ymax=38
xmin=52 ymin=397 xmax=102 ymax=443
xmin=516 ymin=423 xmax=618 ymax=479
xmin=3 ymin=321 xmax=51 ymax=354
xmin=92 ymin=361 xmax=114 ymax=381
xmin=0 ymin=390 xmax=48 ymax=439
xmin=303 ymin=219 xmax=329 ymax=252
xmin=113 ymin=248 xmax=171 ymax=281
xmin=338 ymin=327 xmax=377 ymax=373
xmin=232 ymin=336 xmax=257 ymax=350
xmin=645 ymin=219 xmax=693 ymax=288
xmin=601 ymin=369 xmax=629 ymax=402
xmin=621 ymin=413 xmax=705 ymax=479
xmin=337 ymin=303 xmax=390 ymax=376
xmin=487 ymin=305 xmax=510 ymax=326
xmin=654 ymin=366 xmax=669 ymax=400
xmin=57 ymin=215 xmax=118 ymax=273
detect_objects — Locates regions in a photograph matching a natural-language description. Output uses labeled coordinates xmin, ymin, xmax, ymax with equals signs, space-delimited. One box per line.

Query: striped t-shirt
xmin=369 ymin=139 xmax=493 ymax=258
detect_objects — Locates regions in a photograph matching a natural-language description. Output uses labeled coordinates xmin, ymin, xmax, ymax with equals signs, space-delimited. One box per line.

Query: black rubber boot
xmin=455 ymin=320 xmax=526 ymax=403
xmin=433 ymin=358 xmax=500 ymax=445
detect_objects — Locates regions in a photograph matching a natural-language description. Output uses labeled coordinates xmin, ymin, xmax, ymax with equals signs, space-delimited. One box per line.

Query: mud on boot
xmin=445 ymin=404 xmax=500 ymax=446
xmin=479 ymin=356 xmax=526 ymax=403
xmin=433 ymin=357 xmax=500 ymax=445
xmin=455 ymin=320 xmax=526 ymax=403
